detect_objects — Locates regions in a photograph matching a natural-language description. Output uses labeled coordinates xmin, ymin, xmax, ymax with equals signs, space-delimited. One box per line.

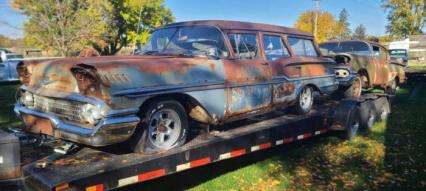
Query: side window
xmin=262 ymin=35 xmax=290 ymax=61
xmin=228 ymin=33 xmax=259 ymax=59
xmin=287 ymin=37 xmax=318 ymax=57
xmin=372 ymin=45 xmax=385 ymax=61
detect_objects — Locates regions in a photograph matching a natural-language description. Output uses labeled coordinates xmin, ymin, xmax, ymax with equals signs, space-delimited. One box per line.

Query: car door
xmin=222 ymin=31 xmax=272 ymax=119
xmin=260 ymin=33 xmax=296 ymax=105
xmin=372 ymin=45 xmax=389 ymax=85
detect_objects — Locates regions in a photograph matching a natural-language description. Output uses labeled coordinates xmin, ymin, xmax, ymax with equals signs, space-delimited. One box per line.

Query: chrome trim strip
xmin=113 ymin=75 xmax=338 ymax=98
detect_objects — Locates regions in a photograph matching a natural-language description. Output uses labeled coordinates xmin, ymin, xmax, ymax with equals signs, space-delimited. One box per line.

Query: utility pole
xmin=313 ymin=0 xmax=320 ymax=38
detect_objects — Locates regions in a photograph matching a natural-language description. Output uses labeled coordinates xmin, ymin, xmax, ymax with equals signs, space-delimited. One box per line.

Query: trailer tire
xmin=359 ymin=101 xmax=376 ymax=130
xmin=131 ymin=100 xmax=188 ymax=153
xmin=339 ymin=105 xmax=361 ymax=140
xmin=374 ymin=97 xmax=390 ymax=122
xmin=385 ymin=78 xmax=397 ymax=96
xmin=294 ymin=86 xmax=314 ymax=114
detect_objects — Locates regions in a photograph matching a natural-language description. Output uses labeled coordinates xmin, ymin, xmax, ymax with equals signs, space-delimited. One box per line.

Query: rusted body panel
xmin=14 ymin=20 xmax=353 ymax=147
xmin=319 ymin=40 xmax=406 ymax=88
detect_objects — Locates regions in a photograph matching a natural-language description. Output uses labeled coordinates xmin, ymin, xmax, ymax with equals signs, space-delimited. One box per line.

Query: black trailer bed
xmin=8 ymin=94 xmax=388 ymax=191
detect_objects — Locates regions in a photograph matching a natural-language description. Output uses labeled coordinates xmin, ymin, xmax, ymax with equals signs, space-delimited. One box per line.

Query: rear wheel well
xmin=304 ymin=84 xmax=320 ymax=93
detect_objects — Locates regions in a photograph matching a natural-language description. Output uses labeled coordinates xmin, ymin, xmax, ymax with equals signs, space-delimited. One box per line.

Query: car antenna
xmin=132 ymin=2 xmax=144 ymax=55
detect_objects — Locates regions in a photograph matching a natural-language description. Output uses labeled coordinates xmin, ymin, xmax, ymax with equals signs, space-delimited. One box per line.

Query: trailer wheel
xmin=294 ymin=86 xmax=314 ymax=114
xmin=385 ymin=78 xmax=397 ymax=96
xmin=340 ymin=108 xmax=361 ymax=140
xmin=374 ymin=97 xmax=390 ymax=122
xmin=359 ymin=101 xmax=376 ymax=130
xmin=131 ymin=100 xmax=188 ymax=153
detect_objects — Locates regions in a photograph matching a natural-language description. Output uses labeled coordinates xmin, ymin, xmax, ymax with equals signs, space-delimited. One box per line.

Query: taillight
xmin=16 ymin=62 xmax=31 ymax=85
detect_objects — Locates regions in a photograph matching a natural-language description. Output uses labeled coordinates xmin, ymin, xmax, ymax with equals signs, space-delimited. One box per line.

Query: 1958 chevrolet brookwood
xmin=14 ymin=20 xmax=355 ymax=153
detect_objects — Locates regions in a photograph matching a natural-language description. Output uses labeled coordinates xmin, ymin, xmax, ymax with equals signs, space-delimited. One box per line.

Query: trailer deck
xmin=1 ymin=94 xmax=389 ymax=191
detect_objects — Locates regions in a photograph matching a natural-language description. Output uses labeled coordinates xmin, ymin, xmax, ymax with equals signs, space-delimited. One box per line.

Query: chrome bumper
xmin=14 ymin=104 xmax=140 ymax=147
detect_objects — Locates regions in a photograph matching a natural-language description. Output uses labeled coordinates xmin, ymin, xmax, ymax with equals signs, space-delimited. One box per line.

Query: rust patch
xmin=22 ymin=114 xmax=54 ymax=136
xmin=0 ymin=168 xmax=21 ymax=180
xmin=189 ymin=105 xmax=213 ymax=124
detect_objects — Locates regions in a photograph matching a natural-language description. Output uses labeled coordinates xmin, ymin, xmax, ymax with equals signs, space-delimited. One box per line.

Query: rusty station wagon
xmin=15 ymin=20 xmax=355 ymax=153
xmin=319 ymin=40 xmax=406 ymax=94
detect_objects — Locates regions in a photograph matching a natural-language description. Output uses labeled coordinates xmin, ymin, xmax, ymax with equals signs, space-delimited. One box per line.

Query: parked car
xmin=389 ymin=49 xmax=408 ymax=66
xmin=0 ymin=49 xmax=23 ymax=83
xmin=14 ymin=20 xmax=355 ymax=153
xmin=319 ymin=40 xmax=406 ymax=94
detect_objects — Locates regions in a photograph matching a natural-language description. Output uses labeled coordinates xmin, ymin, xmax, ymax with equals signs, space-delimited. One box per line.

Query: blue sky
xmin=0 ymin=0 xmax=388 ymax=39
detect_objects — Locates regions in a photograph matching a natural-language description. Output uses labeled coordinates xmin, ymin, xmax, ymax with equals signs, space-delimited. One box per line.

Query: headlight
xmin=20 ymin=91 xmax=34 ymax=107
xmin=81 ymin=104 xmax=102 ymax=125
xmin=334 ymin=68 xmax=350 ymax=78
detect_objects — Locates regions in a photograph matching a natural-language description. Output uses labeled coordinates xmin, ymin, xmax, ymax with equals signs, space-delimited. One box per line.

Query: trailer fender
xmin=330 ymin=99 xmax=360 ymax=133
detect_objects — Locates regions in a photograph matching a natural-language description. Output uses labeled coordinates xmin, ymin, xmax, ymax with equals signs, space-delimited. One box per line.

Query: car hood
xmin=20 ymin=55 xmax=225 ymax=102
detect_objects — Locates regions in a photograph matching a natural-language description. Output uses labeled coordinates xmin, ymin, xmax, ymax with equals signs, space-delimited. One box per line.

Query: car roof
xmin=320 ymin=40 xmax=385 ymax=48
xmin=161 ymin=20 xmax=313 ymax=38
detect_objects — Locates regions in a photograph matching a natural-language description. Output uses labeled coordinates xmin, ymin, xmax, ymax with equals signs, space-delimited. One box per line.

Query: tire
xmin=341 ymin=76 xmax=362 ymax=98
xmin=359 ymin=101 xmax=376 ymax=130
xmin=385 ymin=78 xmax=397 ymax=96
xmin=359 ymin=71 xmax=370 ymax=89
xmin=340 ymin=107 xmax=361 ymax=140
xmin=374 ymin=97 xmax=390 ymax=122
xmin=294 ymin=86 xmax=314 ymax=114
xmin=130 ymin=100 xmax=188 ymax=153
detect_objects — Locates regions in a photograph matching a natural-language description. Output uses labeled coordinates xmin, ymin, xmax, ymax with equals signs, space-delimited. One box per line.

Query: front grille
xmin=33 ymin=95 xmax=84 ymax=123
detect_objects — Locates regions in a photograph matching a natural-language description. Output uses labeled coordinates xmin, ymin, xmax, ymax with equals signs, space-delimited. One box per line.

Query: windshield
xmin=319 ymin=41 xmax=371 ymax=56
xmin=140 ymin=26 xmax=228 ymax=58
xmin=389 ymin=49 xmax=407 ymax=57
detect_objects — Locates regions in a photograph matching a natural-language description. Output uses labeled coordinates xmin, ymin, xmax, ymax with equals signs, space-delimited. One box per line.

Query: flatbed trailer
xmin=0 ymin=94 xmax=391 ymax=191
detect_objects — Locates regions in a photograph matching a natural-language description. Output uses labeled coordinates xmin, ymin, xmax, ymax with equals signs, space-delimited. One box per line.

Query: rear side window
xmin=262 ymin=35 xmax=290 ymax=61
xmin=288 ymin=37 xmax=318 ymax=57
xmin=228 ymin=33 xmax=259 ymax=59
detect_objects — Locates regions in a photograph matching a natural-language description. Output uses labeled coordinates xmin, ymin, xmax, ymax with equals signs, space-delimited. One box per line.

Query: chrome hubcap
xmin=300 ymin=87 xmax=313 ymax=111
xmin=148 ymin=109 xmax=181 ymax=149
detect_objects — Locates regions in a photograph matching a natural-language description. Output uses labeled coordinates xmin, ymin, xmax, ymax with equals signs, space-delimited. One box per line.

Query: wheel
xmin=374 ymin=97 xmax=390 ymax=122
xmin=359 ymin=101 xmax=376 ymax=130
xmin=130 ymin=100 xmax=188 ymax=153
xmin=294 ymin=86 xmax=314 ymax=114
xmin=359 ymin=71 xmax=370 ymax=89
xmin=385 ymin=78 xmax=397 ymax=95
xmin=341 ymin=76 xmax=362 ymax=98
xmin=340 ymin=107 xmax=361 ymax=140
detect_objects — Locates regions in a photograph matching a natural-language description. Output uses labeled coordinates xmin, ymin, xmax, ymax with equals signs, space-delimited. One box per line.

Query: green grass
xmin=406 ymin=61 xmax=426 ymax=74
xmin=0 ymin=85 xmax=22 ymax=129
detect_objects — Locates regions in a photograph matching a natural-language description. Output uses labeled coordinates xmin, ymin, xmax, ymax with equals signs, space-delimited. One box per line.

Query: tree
xmin=382 ymin=0 xmax=425 ymax=37
xmin=353 ymin=24 xmax=367 ymax=40
xmin=294 ymin=11 xmax=338 ymax=43
xmin=92 ymin=0 xmax=174 ymax=55
xmin=336 ymin=9 xmax=351 ymax=40
xmin=13 ymin=0 xmax=106 ymax=56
